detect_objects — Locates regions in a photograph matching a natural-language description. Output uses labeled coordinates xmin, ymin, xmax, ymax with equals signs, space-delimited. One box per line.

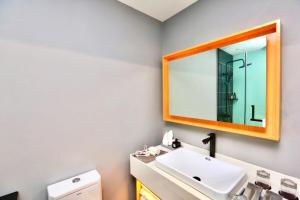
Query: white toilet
xmin=47 ymin=170 xmax=102 ymax=200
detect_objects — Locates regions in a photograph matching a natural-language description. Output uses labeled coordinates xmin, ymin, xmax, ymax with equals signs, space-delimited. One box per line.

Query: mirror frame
xmin=162 ymin=20 xmax=281 ymax=141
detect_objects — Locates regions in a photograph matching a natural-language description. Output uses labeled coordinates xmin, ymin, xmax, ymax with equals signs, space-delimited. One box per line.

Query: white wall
xmin=169 ymin=49 xmax=217 ymax=120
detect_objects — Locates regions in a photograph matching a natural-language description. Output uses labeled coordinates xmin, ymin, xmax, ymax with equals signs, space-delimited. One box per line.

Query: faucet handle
xmin=208 ymin=133 xmax=216 ymax=137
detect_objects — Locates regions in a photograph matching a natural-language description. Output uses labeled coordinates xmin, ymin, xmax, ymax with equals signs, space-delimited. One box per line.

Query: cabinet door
xmin=136 ymin=180 xmax=160 ymax=200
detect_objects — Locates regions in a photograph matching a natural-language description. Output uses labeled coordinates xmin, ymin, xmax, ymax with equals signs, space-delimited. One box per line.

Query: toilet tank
xmin=47 ymin=170 xmax=101 ymax=200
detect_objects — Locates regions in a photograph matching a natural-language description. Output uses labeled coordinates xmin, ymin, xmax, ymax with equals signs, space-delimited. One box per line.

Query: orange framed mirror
xmin=162 ymin=20 xmax=281 ymax=141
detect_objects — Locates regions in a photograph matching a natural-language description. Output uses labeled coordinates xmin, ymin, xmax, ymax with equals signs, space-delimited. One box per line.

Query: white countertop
xmin=130 ymin=142 xmax=300 ymax=200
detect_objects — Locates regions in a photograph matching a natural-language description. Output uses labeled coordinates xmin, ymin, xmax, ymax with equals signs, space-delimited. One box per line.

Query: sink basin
xmin=155 ymin=148 xmax=246 ymax=200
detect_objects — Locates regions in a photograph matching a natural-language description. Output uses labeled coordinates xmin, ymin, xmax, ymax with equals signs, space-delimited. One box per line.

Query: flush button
xmin=72 ymin=178 xmax=80 ymax=183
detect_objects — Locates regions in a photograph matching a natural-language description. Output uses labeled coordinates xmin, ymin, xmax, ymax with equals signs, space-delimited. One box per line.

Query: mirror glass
xmin=169 ymin=35 xmax=266 ymax=127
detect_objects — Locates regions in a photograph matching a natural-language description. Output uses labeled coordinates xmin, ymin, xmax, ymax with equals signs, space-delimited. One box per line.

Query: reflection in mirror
xmin=169 ymin=35 xmax=266 ymax=127
xmin=218 ymin=36 xmax=266 ymax=127
xmin=169 ymin=49 xmax=217 ymax=121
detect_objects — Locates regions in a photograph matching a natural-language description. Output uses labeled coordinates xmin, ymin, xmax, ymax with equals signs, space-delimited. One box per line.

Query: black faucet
xmin=202 ymin=133 xmax=216 ymax=158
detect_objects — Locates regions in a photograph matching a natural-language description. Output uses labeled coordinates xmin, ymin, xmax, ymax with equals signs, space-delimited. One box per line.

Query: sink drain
xmin=193 ymin=176 xmax=201 ymax=182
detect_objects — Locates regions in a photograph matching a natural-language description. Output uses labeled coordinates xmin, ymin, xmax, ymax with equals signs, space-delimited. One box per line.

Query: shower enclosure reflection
xmin=217 ymin=36 xmax=266 ymax=126
xmin=169 ymin=36 xmax=266 ymax=127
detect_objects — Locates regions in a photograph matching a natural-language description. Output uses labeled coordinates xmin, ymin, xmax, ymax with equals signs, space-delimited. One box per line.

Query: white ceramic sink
xmin=155 ymin=148 xmax=246 ymax=200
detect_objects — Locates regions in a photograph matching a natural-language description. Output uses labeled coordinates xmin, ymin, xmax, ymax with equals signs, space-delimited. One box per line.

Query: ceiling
xmin=117 ymin=0 xmax=198 ymax=22
xmin=221 ymin=36 xmax=267 ymax=56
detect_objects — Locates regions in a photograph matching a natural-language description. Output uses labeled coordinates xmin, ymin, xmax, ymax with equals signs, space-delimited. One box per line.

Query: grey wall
xmin=162 ymin=0 xmax=300 ymax=178
xmin=1 ymin=0 xmax=300 ymax=199
xmin=0 ymin=0 xmax=162 ymax=200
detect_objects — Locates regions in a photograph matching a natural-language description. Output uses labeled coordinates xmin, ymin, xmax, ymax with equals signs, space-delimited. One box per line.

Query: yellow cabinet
xmin=136 ymin=180 xmax=160 ymax=200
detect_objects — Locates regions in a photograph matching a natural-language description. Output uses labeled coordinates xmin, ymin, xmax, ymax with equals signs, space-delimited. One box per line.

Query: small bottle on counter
xmin=172 ymin=138 xmax=181 ymax=149
xmin=255 ymin=170 xmax=272 ymax=190
xmin=279 ymin=178 xmax=298 ymax=200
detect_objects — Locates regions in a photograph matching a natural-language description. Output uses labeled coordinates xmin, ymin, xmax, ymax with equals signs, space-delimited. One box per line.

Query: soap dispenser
xmin=172 ymin=138 xmax=181 ymax=149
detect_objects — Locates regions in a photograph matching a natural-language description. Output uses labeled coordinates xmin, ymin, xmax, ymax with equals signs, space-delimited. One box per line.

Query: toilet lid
xmin=47 ymin=170 xmax=100 ymax=199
